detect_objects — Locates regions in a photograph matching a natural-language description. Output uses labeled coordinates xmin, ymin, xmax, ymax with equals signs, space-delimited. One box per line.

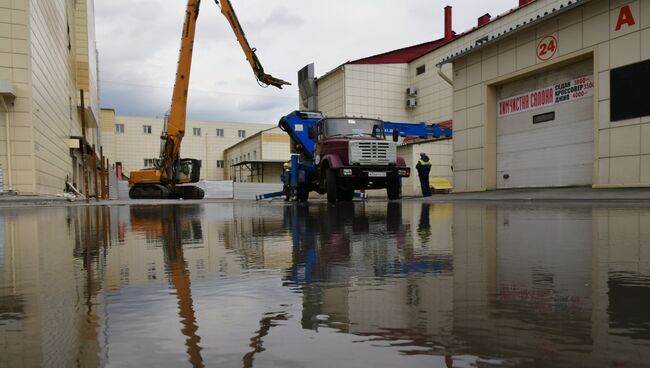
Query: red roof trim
xmin=347 ymin=36 xmax=456 ymax=65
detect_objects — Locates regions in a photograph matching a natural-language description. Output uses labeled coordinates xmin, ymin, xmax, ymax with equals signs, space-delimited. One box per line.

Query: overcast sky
xmin=96 ymin=0 xmax=518 ymax=123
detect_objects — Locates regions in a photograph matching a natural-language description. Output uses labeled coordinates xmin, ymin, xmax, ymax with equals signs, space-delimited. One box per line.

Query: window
xmin=216 ymin=128 xmax=224 ymax=137
xmin=247 ymin=153 xmax=250 ymax=161
xmin=323 ymin=118 xmax=384 ymax=137
xmin=238 ymin=130 xmax=246 ymax=138
xmin=144 ymin=158 xmax=156 ymax=167
xmin=253 ymin=150 xmax=257 ymax=160
xmin=611 ymin=59 xmax=650 ymax=121
xmin=193 ymin=127 xmax=201 ymax=136
xmin=416 ymin=65 xmax=426 ymax=75
xmin=115 ymin=124 xmax=124 ymax=133
xmin=217 ymin=160 xmax=224 ymax=168
xmin=143 ymin=125 xmax=152 ymax=134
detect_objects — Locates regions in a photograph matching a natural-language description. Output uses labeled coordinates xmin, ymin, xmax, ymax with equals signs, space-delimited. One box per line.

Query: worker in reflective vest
xmin=281 ymin=161 xmax=291 ymax=200
xmin=416 ymin=153 xmax=432 ymax=197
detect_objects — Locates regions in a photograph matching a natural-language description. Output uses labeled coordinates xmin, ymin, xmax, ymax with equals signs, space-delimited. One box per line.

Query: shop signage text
xmin=498 ymin=75 xmax=594 ymax=117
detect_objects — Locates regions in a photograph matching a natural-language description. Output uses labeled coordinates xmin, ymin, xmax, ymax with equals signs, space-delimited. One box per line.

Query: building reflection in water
xmin=0 ymin=203 xmax=649 ymax=367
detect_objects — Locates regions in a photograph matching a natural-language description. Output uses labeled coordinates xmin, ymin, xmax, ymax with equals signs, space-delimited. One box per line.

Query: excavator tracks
xmin=129 ymin=185 xmax=205 ymax=200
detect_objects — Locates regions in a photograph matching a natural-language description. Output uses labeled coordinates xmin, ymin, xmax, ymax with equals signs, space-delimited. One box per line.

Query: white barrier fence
xmin=116 ymin=180 xmax=283 ymax=200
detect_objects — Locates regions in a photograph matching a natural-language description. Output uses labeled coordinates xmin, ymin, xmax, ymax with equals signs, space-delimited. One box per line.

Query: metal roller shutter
xmin=496 ymin=60 xmax=594 ymax=189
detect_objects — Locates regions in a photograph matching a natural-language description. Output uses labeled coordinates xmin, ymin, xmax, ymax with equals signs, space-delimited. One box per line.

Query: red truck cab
xmin=310 ymin=117 xmax=410 ymax=202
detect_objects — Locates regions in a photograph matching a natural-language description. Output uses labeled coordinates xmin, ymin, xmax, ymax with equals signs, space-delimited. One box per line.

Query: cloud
xmin=260 ymin=8 xmax=305 ymax=29
xmin=236 ymin=95 xmax=288 ymax=112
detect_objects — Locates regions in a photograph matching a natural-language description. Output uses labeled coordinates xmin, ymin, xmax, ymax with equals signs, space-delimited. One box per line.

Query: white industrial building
xmin=100 ymin=109 xmax=274 ymax=181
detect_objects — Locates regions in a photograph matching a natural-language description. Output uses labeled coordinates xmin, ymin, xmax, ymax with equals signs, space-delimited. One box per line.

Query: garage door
xmin=496 ymin=59 xmax=594 ymax=189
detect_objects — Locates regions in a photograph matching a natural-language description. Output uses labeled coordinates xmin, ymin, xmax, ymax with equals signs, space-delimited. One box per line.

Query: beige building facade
xmin=100 ymin=109 xmax=273 ymax=181
xmin=315 ymin=55 xmax=454 ymax=126
xmin=442 ymin=0 xmax=650 ymax=191
xmin=0 ymin=0 xmax=101 ymax=195
xmin=224 ymin=126 xmax=290 ymax=183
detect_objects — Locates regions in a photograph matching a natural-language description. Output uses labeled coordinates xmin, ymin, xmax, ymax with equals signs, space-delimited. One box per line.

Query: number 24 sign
xmin=537 ymin=35 xmax=558 ymax=61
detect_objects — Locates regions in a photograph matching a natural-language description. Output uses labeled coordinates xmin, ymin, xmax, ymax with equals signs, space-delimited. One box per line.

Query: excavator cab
xmin=176 ymin=158 xmax=202 ymax=184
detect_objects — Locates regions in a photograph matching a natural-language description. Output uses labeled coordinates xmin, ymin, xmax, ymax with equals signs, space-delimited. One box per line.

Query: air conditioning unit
xmin=406 ymin=87 xmax=417 ymax=97
xmin=406 ymin=98 xmax=417 ymax=108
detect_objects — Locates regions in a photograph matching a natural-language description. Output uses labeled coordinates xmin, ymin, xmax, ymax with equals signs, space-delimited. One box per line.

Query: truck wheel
xmin=297 ymin=185 xmax=309 ymax=202
xmin=386 ymin=176 xmax=401 ymax=200
xmin=326 ymin=169 xmax=338 ymax=203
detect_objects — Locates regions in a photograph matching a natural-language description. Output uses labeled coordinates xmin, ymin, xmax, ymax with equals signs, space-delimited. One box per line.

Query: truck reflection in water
xmin=282 ymin=202 xmax=454 ymax=350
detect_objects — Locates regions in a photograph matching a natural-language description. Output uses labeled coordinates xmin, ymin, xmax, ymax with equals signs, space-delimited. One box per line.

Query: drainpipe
xmin=0 ymin=96 xmax=13 ymax=192
xmin=437 ymin=64 xmax=453 ymax=87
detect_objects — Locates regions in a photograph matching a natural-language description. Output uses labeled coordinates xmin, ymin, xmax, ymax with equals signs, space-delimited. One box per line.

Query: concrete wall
xmin=316 ymin=60 xmax=454 ymax=126
xmin=31 ymin=0 xmax=96 ymax=195
xmin=0 ymin=0 xmax=33 ymax=194
xmin=449 ymin=0 xmax=650 ymax=191
xmin=406 ymin=59 xmax=454 ymax=124
xmin=316 ymin=67 xmax=345 ymax=117
xmin=101 ymin=112 xmax=273 ymax=181
xmin=74 ymin=0 xmax=99 ymax=124
xmin=343 ymin=64 xmax=410 ymax=121
xmin=260 ymin=131 xmax=289 ymax=160
xmin=317 ymin=60 xmax=454 ymax=124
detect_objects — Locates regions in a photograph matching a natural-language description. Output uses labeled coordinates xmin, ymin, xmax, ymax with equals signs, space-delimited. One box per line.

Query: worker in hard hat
xmin=416 ymin=152 xmax=432 ymax=197
xmin=281 ymin=161 xmax=291 ymax=200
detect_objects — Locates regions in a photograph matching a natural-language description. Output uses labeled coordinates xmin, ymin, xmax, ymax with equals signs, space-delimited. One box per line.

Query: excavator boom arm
xmin=130 ymin=0 xmax=287 ymax=199
xmin=215 ymin=0 xmax=291 ymax=89
xmin=160 ymin=0 xmax=202 ymax=183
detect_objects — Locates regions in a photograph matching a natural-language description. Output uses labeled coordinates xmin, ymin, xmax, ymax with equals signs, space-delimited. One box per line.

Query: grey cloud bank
xmin=96 ymin=0 xmax=516 ymax=123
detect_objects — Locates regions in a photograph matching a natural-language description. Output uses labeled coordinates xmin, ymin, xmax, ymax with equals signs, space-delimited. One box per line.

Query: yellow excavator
xmin=128 ymin=0 xmax=290 ymax=199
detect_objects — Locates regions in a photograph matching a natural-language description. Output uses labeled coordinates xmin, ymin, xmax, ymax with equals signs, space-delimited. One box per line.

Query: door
xmin=496 ymin=59 xmax=594 ymax=188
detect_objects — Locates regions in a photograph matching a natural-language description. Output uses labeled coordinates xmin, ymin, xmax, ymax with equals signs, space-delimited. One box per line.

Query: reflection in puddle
xmin=0 ymin=202 xmax=649 ymax=367
xmin=129 ymin=206 xmax=205 ymax=367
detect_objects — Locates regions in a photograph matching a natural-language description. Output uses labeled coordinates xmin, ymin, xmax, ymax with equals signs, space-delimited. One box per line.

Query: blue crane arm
xmin=278 ymin=110 xmax=323 ymax=160
xmin=278 ymin=111 xmax=453 ymax=161
xmin=384 ymin=121 xmax=453 ymax=139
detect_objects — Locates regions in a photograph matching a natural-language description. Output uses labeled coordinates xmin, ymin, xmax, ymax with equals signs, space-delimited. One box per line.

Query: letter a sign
xmin=615 ymin=5 xmax=636 ymax=31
